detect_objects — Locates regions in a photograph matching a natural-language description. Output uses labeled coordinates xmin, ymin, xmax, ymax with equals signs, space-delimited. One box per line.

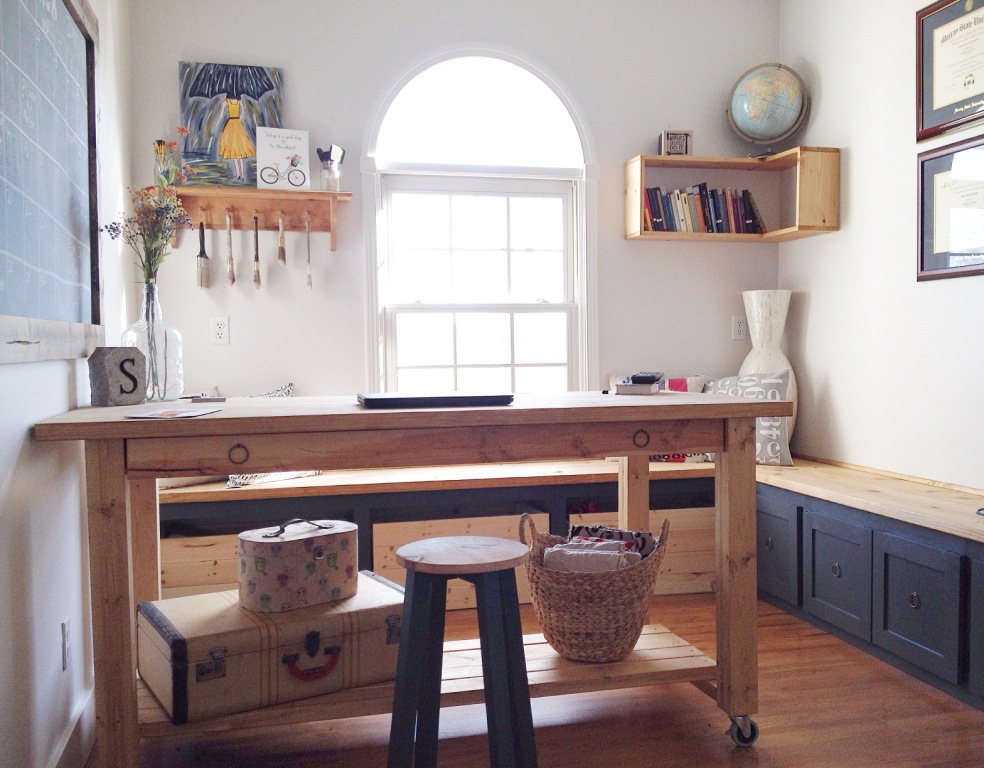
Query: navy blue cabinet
xmin=756 ymin=485 xmax=800 ymax=605
xmin=970 ymin=558 xmax=984 ymax=697
xmin=802 ymin=504 xmax=872 ymax=641
xmin=872 ymin=531 xmax=963 ymax=683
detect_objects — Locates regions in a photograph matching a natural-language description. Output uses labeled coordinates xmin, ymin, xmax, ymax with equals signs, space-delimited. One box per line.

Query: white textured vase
xmin=739 ymin=289 xmax=797 ymax=438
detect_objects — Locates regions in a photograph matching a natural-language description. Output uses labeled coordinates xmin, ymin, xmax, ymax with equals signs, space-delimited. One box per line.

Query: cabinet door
xmin=756 ymin=486 xmax=799 ymax=605
xmin=968 ymin=558 xmax=984 ymax=696
xmin=802 ymin=507 xmax=872 ymax=640
xmin=872 ymin=532 xmax=963 ymax=683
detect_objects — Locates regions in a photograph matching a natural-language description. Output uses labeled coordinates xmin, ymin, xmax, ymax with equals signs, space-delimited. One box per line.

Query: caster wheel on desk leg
xmin=728 ymin=717 xmax=759 ymax=747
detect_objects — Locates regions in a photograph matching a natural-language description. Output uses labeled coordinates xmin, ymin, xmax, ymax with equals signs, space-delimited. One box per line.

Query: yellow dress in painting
xmin=219 ymin=98 xmax=255 ymax=159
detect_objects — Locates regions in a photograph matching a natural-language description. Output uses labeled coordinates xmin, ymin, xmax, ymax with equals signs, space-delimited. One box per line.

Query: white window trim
xmin=361 ymin=46 xmax=599 ymax=392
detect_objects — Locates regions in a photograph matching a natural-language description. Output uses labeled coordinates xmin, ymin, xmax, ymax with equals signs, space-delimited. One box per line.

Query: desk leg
xmin=130 ymin=478 xmax=160 ymax=605
xmin=714 ymin=417 xmax=759 ymax=717
xmin=84 ymin=440 xmax=140 ymax=768
xmin=617 ymin=454 xmax=650 ymax=532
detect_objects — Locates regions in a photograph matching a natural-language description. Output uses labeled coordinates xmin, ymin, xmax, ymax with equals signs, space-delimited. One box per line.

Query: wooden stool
xmin=387 ymin=535 xmax=538 ymax=768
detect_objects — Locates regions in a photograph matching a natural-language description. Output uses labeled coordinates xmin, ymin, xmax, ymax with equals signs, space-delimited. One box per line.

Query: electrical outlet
xmin=731 ymin=315 xmax=747 ymax=341
xmin=210 ymin=316 xmax=230 ymax=345
xmin=61 ymin=620 xmax=70 ymax=672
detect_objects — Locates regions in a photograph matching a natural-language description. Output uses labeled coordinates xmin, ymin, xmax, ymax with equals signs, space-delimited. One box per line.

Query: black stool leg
xmin=471 ymin=569 xmax=538 ymax=768
xmin=388 ymin=568 xmax=448 ymax=768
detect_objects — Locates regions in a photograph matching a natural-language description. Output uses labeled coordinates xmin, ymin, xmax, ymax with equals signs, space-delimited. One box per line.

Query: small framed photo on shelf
xmin=917 ymin=0 xmax=984 ymax=141
xmin=918 ymin=134 xmax=984 ymax=280
xmin=256 ymin=127 xmax=311 ymax=190
xmin=659 ymin=130 xmax=693 ymax=155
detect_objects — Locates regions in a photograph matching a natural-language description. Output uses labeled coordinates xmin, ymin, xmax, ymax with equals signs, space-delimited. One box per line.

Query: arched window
xmin=367 ymin=55 xmax=592 ymax=393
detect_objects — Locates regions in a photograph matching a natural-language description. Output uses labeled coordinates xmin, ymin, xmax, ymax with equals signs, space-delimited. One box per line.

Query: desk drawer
xmin=872 ymin=531 xmax=962 ymax=683
xmin=803 ymin=506 xmax=872 ymax=641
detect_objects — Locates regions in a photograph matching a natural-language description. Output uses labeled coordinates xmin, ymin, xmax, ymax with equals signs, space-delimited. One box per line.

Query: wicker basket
xmin=519 ymin=514 xmax=670 ymax=663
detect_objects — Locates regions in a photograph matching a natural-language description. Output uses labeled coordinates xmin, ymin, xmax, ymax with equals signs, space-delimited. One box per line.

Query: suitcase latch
xmin=305 ymin=630 xmax=320 ymax=658
xmin=196 ymin=646 xmax=227 ymax=682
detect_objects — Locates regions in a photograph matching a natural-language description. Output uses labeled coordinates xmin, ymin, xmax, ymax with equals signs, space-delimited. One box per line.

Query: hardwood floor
xmin=139 ymin=594 xmax=984 ymax=767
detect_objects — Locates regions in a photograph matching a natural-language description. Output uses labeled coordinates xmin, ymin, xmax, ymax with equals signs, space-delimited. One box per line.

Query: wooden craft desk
xmin=33 ymin=391 xmax=790 ymax=767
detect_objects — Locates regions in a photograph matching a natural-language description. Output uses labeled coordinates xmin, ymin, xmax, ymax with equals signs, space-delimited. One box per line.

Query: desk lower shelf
xmin=138 ymin=624 xmax=717 ymax=739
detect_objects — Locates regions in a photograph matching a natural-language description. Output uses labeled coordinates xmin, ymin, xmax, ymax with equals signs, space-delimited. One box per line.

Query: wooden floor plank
xmin=139 ymin=594 xmax=984 ymax=767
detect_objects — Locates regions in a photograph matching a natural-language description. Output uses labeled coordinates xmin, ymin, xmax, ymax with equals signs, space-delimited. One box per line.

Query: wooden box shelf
xmin=175 ymin=187 xmax=353 ymax=251
xmin=625 ymin=146 xmax=839 ymax=243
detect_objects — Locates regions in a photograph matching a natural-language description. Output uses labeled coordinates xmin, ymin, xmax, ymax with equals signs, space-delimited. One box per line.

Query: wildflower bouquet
xmin=104 ymin=131 xmax=193 ymax=283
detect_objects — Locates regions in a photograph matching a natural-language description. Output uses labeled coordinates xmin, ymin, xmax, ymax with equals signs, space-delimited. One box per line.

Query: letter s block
xmin=88 ymin=347 xmax=147 ymax=406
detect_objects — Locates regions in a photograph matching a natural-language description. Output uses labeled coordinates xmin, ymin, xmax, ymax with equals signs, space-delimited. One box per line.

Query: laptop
xmin=356 ymin=392 xmax=514 ymax=409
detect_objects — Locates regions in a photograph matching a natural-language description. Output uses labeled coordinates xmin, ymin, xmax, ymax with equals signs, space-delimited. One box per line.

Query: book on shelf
xmin=614 ymin=381 xmax=659 ymax=395
xmin=640 ymin=184 xmax=766 ymax=235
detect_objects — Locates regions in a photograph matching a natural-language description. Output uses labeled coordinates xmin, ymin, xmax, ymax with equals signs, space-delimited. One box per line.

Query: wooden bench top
xmin=757 ymin=459 xmax=984 ymax=544
xmin=157 ymin=459 xmax=716 ymax=504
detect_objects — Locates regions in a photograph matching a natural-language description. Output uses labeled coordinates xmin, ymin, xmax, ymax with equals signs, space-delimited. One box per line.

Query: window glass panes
xmin=391 ymin=193 xmax=450 ymax=249
xmin=457 ymin=366 xmax=512 ymax=393
xmin=396 ymin=313 xmax=454 ymax=366
xmin=452 ymin=249 xmax=508 ymax=302
xmin=515 ymin=366 xmax=568 ymax=393
xmin=390 ymin=248 xmax=452 ymax=302
xmin=514 ymin=313 xmax=567 ymax=364
xmin=456 ymin=313 xmax=511 ymax=365
xmin=510 ymin=251 xmax=564 ymax=303
xmin=510 ymin=197 xmax=563 ymax=250
xmin=452 ymin=196 xmax=506 ymax=250
xmin=397 ymin=367 xmax=454 ymax=393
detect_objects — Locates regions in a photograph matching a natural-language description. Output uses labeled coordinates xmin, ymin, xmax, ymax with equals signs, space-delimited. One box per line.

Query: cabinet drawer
xmin=756 ymin=486 xmax=800 ymax=605
xmin=969 ymin=558 xmax=984 ymax=696
xmin=803 ymin=507 xmax=872 ymax=641
xmin=872 ymin=531 xmax=963 ymax=683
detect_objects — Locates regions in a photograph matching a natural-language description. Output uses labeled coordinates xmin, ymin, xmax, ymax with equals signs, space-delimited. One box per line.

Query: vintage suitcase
xmin=238 ymin=518 xmax=358 ymax=612
xmin=137 ymin=571 xmax=403 ymax=724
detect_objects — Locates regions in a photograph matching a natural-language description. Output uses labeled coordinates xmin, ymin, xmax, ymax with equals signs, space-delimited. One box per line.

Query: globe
xmin=727 ymin=64 xmax=810 ymax=147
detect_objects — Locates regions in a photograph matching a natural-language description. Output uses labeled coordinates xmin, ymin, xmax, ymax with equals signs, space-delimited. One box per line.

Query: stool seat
xmin=388 ymin=534 xmax=538 ymax=768
xmin=396 ymin=536 xmax=528 ymax=575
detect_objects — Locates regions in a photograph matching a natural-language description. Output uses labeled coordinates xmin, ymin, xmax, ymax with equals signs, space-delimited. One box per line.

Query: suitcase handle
xmin=262 ymin=519 xmax=335 ymax=538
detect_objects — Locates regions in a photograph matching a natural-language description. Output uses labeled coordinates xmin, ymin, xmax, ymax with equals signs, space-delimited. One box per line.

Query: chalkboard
xmin=0 ymin=0 xmax=103 ymax=363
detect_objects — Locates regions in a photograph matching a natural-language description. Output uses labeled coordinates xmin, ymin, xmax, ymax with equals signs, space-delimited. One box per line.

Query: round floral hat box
xmin=238 ymin=519 xmax=358 ymax=613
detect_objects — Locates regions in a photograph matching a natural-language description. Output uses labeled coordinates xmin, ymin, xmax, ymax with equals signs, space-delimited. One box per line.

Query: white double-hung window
xmin=370 ymin=56 xmax=590 ymax=394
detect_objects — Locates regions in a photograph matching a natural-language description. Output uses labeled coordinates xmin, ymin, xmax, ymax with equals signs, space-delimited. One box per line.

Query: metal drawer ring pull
xmin=908 ymin=592 xmax=921 ymax=610
xmin=831 ymin=562 xmax=842 ymax=578
xmin=765 ymin=537 xmax=774 ymax=551
xmin=632 ymin=429 xmax=650 ymax=448
xmin=228 ymin=443 xmax=250 ymax=465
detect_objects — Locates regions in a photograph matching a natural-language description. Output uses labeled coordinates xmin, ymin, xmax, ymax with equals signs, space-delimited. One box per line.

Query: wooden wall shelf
xmin=625 ymin=146 xmax=840 ymax=243
xmin=175 ymin=187 xmax=353 ymax=251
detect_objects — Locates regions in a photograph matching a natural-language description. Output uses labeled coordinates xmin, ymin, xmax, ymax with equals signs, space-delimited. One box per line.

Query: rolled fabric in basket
xmin=542 ymin=547 xmax=640 ymax=572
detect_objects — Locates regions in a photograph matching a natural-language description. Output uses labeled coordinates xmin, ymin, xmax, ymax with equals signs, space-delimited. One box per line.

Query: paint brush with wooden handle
xmin=253 ymin=213 xmax=261 ymax=289
xmin=277 ymin=211 xmax=286 ymax=265
xmin=305 ymin=211 xmax=312 ymax=290
xmin=225 ymin=208 xmax=235 ymax=286
xmin=196 ymin=221 xmax=210 ymax=288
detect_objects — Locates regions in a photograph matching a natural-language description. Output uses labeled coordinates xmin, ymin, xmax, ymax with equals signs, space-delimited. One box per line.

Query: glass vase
xmin=320 ymin=159 xmax=340 ymax=191
xmin=122 ymin=283 xmax=184 ymax=401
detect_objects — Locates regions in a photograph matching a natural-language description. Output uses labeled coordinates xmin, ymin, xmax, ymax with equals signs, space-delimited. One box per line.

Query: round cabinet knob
xmin=632 ymin=429 xmax=650 ymax=448
xmin=228 ymin=443 xmax=250 ymax=465
xmin=908 ymin=591 xmax=921 ymax=610
xmin=765 ymin=536 xmax=774 ymax=551
xmin=831 ymin=562 xmax=842 ymax=578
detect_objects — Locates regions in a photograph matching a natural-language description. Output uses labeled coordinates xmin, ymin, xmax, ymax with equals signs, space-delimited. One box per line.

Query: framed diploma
xmin=918 ymin=134 xmax=984 ymax=279
xmin=918 ymin=0 xmax=984 ymax=140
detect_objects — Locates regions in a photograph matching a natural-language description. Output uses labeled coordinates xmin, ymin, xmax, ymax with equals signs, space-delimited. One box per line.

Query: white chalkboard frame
xmin=0 ymin=0 xmax=104 ymax=364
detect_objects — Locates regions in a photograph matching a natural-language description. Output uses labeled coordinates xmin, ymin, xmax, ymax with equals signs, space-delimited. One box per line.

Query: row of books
xmin=642 ymin=183 xmax=767 ymax=234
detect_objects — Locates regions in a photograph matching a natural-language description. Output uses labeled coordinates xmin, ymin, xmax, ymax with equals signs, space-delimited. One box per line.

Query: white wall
xmin=126 ymin=0 xmax=782 ymax=398
xmin=0 ymin=1 xmax=129 ymax=767
xmin=780 ymin=0 xmax=984 ymax=489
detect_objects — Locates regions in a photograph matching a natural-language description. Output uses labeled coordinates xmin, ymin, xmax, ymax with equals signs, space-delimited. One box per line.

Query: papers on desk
xmin=126 ymin=408 xmax=220 ymax=419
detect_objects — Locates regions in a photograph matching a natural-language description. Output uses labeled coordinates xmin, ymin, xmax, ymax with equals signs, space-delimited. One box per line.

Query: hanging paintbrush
xmin=277 ymin=210 xmax=286 ymax=265
xmin=196 ymin=220 xmax=210 ymax=288
xmin=253 ymin=212 xmax=261 ymax=289
xmin=305 ymin=211 xmax=312 ymax=290
xmin=225 ymin=208 xmax=235 ymax=286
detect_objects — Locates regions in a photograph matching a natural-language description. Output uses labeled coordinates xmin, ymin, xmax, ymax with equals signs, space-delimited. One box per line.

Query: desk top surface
xmin=34 ymin=392 xmax=791 ymax=442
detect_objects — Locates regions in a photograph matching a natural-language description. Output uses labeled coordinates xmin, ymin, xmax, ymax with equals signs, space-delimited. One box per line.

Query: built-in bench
xmin=157 ymin=460 xmax=718 ymax=605
xmin=754 ymin=458 xmax=984 ymax=711
xmin=157 ymin=454 xmax=984 ymax=711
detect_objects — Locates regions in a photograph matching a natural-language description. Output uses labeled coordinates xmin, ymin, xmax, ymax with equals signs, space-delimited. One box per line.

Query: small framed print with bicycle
xmin=256 ymin=126 xmax=311 ymax=190
xmin=918 ymin=134 xmax=984 ymax=280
